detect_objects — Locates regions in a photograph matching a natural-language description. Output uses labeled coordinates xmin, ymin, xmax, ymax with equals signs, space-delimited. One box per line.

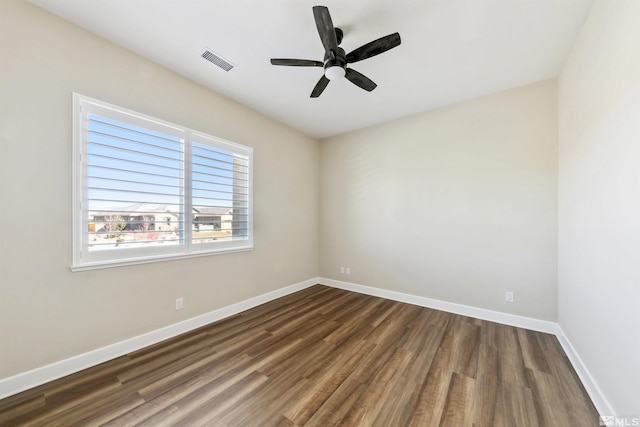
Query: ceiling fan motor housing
xmin=324 ymin=47 xmax=346 ymax=80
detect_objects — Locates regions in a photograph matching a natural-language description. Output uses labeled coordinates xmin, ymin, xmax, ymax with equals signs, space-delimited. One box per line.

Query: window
xmin=72 ymin=94 xmax=253 ymax=270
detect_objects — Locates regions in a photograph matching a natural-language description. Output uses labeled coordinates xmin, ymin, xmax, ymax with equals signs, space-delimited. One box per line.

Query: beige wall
xmin=0 ymin=0 xmax=319 ymax=378
xmin=320 ymin=80 xmax=558 ymax=321
xmin=558 ymin=0 xmax=640 ymax=415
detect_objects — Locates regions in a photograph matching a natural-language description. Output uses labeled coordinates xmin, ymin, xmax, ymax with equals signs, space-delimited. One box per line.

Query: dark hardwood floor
xmin=0 ymin=285 xmax=599 ymax=426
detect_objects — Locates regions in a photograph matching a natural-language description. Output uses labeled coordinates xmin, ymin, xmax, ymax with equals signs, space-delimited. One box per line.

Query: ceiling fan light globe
xmin=325 ymin=66 xmax=346 ymax=81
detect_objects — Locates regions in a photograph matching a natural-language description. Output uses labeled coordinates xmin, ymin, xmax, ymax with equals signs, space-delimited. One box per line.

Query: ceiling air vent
xmin=201 ymin=49 xmax=234 ymax=72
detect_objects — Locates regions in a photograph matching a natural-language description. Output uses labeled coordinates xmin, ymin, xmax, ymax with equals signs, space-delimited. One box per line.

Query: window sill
xmin=70 ymin=245 xmax=254 ymax=272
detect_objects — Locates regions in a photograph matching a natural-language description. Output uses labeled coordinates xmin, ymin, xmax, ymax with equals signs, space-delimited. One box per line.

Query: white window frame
xmin=72 ymin=93 xmax=253 ymax=271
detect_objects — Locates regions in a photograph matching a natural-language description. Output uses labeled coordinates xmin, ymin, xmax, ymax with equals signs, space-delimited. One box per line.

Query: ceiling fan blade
xmin=313 ymin=6 xmax=339 ymax=57
xmin=310 ymin=75 xmax=330 ymax=98
xmin=271 ymin=58 xmax=323 ymax=67
xmin=345 ymin=68 xmax=377 ymax=92
xmin=346 ymin=32 xmax=401 ymax=63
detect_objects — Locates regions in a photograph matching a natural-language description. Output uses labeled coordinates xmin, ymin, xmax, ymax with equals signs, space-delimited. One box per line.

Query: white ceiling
xmin=29 ymin=0 xmax=592 ymax=139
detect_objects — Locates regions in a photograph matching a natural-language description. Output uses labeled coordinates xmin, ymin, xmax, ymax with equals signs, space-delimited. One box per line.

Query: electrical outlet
xmin=340 ymin=266 xmax=345 ymax=274
xmin=175 ymin=297 xmax=184 ymax=310
xmin=505 ymin=292 xmax=514 ymax=303
xmin=345 ymin=267 xmax=351 ymax=275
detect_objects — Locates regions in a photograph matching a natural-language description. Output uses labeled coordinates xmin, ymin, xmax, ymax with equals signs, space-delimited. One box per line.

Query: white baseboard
xmin=554 ymin=326 xmax=614 ymax=417
xmin=318 ymin=277 xmax=557 ymax=334
xmin=0 ymin=277 xmax=318 ymax=400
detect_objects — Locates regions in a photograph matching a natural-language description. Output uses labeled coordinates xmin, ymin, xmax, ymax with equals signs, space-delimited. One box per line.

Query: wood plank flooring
xmin=0 ymin=285 xmax=600 ymax=426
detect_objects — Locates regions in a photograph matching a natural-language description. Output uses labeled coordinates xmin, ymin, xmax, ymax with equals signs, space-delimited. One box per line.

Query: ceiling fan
xmin=271 ymin=6 xmax=401 ymax=98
